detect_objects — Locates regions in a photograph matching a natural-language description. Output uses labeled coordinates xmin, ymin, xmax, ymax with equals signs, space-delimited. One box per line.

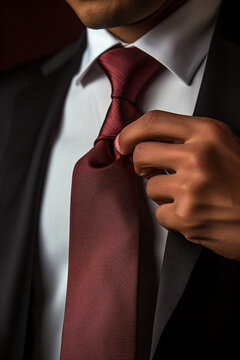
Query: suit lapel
xmin=150 ymin=233 xmax=201 ymax=359
xmin=150 ymin=1 xmax=240 ymax=358
xmin=0 ymin=32 xmax=86 ymax=359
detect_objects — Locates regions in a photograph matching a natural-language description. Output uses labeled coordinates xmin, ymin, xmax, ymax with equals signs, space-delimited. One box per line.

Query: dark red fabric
xmin=60 ymin=47 xmax=162 ymax=360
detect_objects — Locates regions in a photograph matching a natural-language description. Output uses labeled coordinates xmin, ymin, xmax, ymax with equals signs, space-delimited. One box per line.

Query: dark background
xmin=0 ymin=0 xmax=84 ymax=71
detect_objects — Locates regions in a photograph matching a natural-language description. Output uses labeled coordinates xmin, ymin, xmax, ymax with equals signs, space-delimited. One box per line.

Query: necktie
xmin=60 ymin=46 xmax=162 ymax=360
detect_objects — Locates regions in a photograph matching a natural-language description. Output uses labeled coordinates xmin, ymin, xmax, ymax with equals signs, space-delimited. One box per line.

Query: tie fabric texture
xmin=60 ymin=46 xmax=162 ymax=360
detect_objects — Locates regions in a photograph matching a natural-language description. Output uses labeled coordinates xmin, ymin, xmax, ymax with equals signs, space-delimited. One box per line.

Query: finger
xmin=146 ymin=174 xmax=177 ymax=203
xmin=155 ymin=203 xmax=177 ymax=231
xmin=119 ymin=110 xmax=193 ymax=155
xmin=133 ymin=141 xmax=185 ymax=176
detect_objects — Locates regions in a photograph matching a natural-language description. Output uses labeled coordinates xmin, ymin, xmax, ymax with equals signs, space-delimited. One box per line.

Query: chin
xmin=75 ymin=15 xmax=117 ymax=29
xmin=80 ymin=14 xmax=129 ymax=30
xmin=66 ymin=0 xmax=141 ymax=29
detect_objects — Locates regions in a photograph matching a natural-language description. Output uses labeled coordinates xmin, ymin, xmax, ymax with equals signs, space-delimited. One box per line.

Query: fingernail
xmin=114 ymin=134 xmax=123 ymax=154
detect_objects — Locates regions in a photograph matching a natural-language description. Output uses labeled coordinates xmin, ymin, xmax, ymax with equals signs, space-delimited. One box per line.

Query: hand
xmin=116 ymin=110 xmax=240 ymax=260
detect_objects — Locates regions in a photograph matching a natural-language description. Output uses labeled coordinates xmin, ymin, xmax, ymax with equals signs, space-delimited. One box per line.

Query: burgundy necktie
xmin=60 ymin=46 xmax=162 ymax=360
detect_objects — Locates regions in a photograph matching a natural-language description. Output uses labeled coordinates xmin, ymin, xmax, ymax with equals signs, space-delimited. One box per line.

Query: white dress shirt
xmin=38 ymin=0 xmax=222 ymax=358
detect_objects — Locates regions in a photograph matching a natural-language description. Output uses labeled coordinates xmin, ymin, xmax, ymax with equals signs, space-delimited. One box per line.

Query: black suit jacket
xmin=1 ymin=0 xmax=240 ymax=359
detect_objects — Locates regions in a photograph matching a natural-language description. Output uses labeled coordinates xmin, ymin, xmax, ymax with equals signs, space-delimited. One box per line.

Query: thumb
xmin=114 ymin=134 xmax=124 ymax=155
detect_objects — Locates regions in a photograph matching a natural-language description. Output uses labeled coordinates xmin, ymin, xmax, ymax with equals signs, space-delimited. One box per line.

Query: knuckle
xmin=178 ymin=178 xmax=189 ymax=194
xmin=174 ymin=198 xmax=198 ymax=229
xmin=184 ymin=143 xmax=213 ymax=173
xmin=133 ymin=142 xmax=146 ymax=164
xmin=133 ymin=142 xmax=148 ymax=176
xmin=140 ymin=110 xmax=160 ymax=130
xmin=133 ymin=141 xmax=147 ymax=156
xmin=174 ymin=204 xmax=189 ymax=225
xmin=146 ymin=177 xmax=155 ymax=199
xmin=183 ymin=172 xmax=209 ymax=196
xmin=185 ymin=150 xmax=199 ymax=170
xmin=199 ymin=117 xmax=228 ymax=142
xmin=193 ymin=169 xmax=210 ymax=190
xmin=177 ymin=171 xmax=210 ymax=210
xmin=147 ymin=110 xmax=160 ymax=121
xmin=178 ymin=177 xmax=194 ymax=196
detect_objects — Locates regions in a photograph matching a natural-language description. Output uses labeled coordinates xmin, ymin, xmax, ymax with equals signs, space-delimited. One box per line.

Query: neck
xmin=107 ymin=0 xmax=187 ymax=43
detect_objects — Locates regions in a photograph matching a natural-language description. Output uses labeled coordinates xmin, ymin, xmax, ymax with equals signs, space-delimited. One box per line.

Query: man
xmin=0 ymin=0 xmax=240 ymax=359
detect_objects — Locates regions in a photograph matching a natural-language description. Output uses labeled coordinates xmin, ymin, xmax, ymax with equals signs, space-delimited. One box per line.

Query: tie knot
xmin=98 ymin=46 xmax=162 ymax=103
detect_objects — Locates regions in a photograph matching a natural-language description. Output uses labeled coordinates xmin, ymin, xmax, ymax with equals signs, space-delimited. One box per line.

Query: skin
xmin=66 ymin=0 xmax=187 ymax=42
xmin=66 ymin=0 xmax=240 ymax=260
xmin=117 ymin=112 xmax=240 ymax=261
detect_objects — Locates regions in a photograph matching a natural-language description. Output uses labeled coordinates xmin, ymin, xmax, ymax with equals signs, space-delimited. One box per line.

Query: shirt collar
xmin=76 ymin=28 xmax=121 ymax=84
xmin=76 ymin=0 xmax=222 ymax=86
